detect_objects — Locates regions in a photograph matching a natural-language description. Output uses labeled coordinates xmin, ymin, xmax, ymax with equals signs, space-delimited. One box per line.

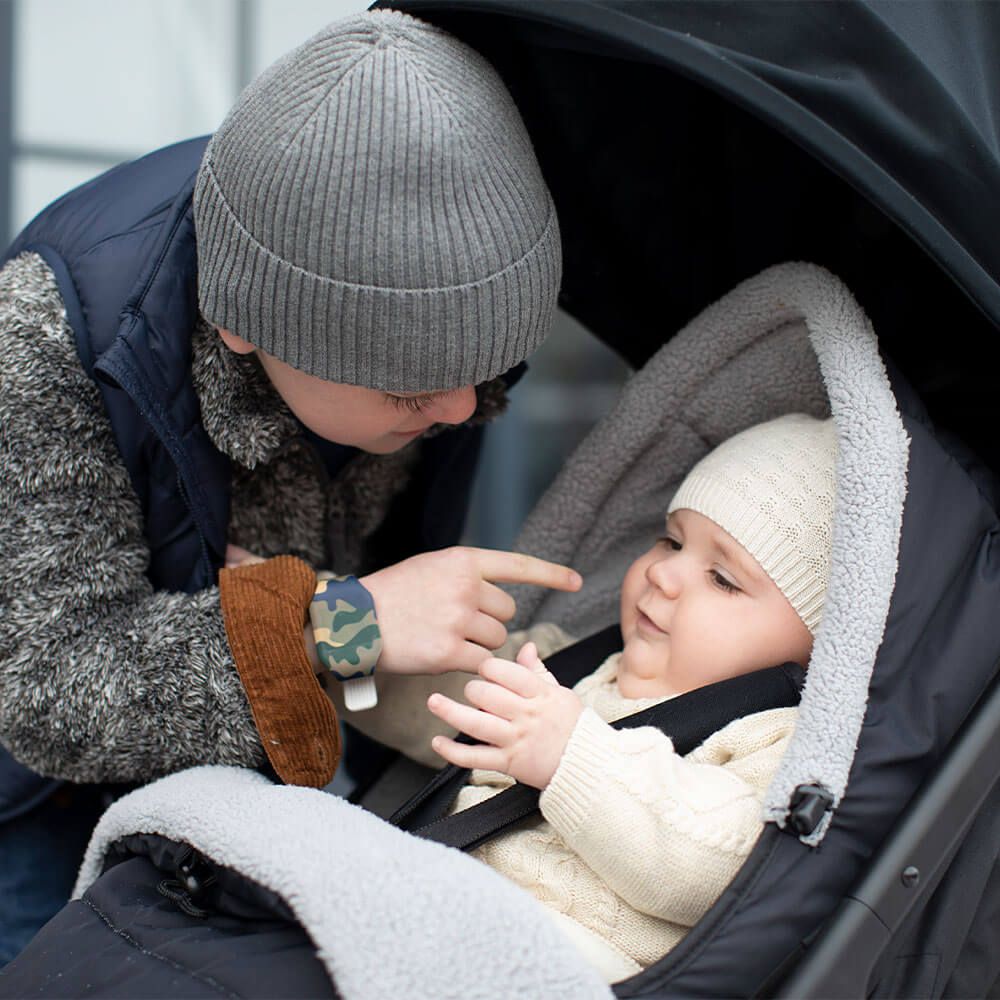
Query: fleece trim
xmin=509 ymin=262 xmax=908 ymax=843
xmin=74 ymin=766 xmax=612 ymax=1000
xmin=761 ymin=264 xmax=909 ymax=842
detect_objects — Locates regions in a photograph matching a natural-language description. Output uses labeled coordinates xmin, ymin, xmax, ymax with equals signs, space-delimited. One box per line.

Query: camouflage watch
xmin=309 ymin=574 xmax=381 ymax=711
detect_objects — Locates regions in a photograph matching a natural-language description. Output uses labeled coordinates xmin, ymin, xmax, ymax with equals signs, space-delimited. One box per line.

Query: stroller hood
xmin=386 ymin=0 xmax=1000 ymax=471
xmin=508 ymin=261 xmax=908 ymax=846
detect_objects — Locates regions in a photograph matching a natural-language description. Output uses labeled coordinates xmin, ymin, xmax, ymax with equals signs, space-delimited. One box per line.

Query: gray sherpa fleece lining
xmin=75 ymin=766 xmax=611 ymax=1000
xmin=509 ymin=262 xmax=909 ymax=843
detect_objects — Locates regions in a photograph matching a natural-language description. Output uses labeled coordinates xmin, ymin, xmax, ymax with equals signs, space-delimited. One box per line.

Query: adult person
xmin=0 ymin=9 xmax=570 ymax=961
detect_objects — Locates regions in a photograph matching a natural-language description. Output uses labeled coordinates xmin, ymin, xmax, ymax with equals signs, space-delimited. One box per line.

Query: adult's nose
xmin=431 ymin=385 xmax=477 ymax=425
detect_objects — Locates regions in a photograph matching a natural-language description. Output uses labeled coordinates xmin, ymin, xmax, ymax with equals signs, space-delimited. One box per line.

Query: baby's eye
xmin=710 ymin=570 xmax=740 ymax=594
xmin=658 ymin=536 xmax=682 ymax=551
xmin=387 ymin=393 xmax=434 ymax=414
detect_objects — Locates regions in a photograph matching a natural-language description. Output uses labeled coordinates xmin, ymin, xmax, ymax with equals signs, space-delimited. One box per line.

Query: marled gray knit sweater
xmin=0 ymin=252 xmax=502 ymax=784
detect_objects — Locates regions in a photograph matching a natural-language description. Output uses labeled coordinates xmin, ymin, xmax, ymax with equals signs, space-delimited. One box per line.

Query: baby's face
xmin=617 ymin=508 xmax=813 ymax=699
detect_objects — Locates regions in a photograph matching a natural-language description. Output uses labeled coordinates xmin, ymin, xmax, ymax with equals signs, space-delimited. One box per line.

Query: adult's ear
xmin=216 ymin=326 xmax=256 ymax=355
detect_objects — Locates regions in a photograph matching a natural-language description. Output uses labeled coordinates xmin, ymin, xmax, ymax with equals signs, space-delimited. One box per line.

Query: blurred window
xmin=3 ymin=0 xmax=363 ymax=241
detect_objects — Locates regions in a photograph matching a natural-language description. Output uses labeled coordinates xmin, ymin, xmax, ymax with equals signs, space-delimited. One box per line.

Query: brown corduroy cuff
xmin=219 ymin=555 xmax=340 ymax=786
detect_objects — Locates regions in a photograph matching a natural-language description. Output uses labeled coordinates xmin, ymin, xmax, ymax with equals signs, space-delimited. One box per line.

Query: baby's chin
xmin=616 ymin=641 xmax=676 ymax=699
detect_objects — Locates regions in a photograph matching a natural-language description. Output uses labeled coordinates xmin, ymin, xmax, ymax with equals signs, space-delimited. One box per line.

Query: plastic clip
xmin=786 ymin=783 xmax=834 ymax=838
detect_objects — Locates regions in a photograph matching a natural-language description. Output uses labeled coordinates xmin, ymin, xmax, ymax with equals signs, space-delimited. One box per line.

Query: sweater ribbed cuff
xmin=219 ymin=555 xmax=340 ymax=787
xmin=539 ymin=708 xmax=623 ymax=840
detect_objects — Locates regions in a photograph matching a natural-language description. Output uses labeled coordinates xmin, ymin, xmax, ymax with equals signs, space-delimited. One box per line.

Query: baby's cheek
xmin=699 ymin=615 xmax=763 ymax=679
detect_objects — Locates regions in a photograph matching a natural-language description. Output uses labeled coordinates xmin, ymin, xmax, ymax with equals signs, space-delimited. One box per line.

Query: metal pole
xmin=0 ymin=0 xmax=15 ymax=245
xmin=235 ymin=0 xmax=255 ymax=92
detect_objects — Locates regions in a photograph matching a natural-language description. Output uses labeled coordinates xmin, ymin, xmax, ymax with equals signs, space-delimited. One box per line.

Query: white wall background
xmin=11 ymin=0 xmax=367 ymax=233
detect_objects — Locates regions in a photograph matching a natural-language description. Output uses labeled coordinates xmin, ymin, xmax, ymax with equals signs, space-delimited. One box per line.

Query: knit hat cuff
xmin=669 ymin=471 xmax=827 ymax=633
xmin=195 ymin=160 xmax=561 ymax=393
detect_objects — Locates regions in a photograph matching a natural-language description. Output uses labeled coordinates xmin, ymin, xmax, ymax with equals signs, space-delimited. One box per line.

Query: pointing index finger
xmin=471 ymin=549 xmax=583 ymax=592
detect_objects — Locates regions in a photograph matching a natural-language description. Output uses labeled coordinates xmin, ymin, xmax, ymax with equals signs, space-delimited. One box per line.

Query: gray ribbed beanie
xmin=193 ymin=9 xmax=561 ymax=392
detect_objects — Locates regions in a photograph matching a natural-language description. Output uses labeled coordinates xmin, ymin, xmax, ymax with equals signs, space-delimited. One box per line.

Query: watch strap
xmin=309 ymin=575 xmax=382 ymax=691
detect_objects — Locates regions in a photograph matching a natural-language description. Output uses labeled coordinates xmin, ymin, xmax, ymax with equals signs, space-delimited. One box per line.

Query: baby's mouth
xmin=636 ymin=606 xmax=669 ymax=636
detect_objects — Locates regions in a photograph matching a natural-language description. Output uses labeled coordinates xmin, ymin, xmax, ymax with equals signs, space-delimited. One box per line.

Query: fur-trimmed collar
xmin=191 ymin=320 xmax=299 ymax=469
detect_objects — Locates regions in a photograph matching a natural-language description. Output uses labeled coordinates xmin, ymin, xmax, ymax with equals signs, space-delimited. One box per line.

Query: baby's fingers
xmin=430 ymin=734 xmax=508 ymax=773
xmin=478 ymin=657 xmax=544 ymax=699
xmin=515 ymin=642 xmax=558 ymax=686
xmin=427 ymin=693 xmax=512 ymax=746
xmin=515 ymin=641 xmax=541 ymax=668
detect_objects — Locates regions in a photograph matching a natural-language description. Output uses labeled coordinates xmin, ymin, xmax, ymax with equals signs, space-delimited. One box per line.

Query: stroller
xmin=2 ymin=2 xmax=999 ymax=997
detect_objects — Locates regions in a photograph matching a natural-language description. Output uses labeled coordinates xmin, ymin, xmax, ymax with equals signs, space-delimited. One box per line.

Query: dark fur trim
xmin=325 ymin=446 xmax=421 ymax=574
xmin=191 ymin=319 xmax=299 ymax=469
xmin=191 ymin=324 xmax=420 ymax=573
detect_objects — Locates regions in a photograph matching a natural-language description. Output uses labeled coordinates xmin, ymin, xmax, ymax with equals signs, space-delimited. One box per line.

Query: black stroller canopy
xmin=389 ymin=0 xmax=1000 ymax=469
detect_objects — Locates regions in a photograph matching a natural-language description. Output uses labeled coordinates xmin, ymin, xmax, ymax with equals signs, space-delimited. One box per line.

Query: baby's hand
xmin=427 ymin=642 xmax=584 ymax=789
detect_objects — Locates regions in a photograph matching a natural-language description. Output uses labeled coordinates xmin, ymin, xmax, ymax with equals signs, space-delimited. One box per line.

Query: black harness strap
xmin=390 ymin=628 xmax=804 ymax=853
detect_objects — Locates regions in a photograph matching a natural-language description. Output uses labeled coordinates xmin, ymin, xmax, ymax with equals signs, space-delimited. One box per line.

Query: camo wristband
xmin=309 ymin=575 xmax=381 ymax=711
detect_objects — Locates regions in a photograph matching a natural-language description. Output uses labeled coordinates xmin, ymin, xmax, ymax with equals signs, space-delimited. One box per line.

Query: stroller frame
xmin=779 ymin=669 xmax=1000 ymax=997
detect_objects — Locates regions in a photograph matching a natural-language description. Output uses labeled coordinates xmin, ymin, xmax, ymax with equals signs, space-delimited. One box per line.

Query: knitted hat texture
xmin=193 ymin=10 xmax=561 ymax=391
xmin=668 ymin=414 xmax=837 ymax=633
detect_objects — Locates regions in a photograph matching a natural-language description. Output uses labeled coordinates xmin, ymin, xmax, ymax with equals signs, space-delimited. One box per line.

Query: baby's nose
xmin=647 ymin=555 xmax=683 ymax=597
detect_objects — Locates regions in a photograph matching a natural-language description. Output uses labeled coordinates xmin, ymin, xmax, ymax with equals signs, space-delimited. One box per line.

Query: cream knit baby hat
xmin=667 ymin=414 xmax=837 ymax=633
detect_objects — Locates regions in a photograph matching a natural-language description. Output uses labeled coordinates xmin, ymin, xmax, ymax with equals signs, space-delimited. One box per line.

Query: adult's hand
xmin=360 ymin=547 xmax=582 ymax=675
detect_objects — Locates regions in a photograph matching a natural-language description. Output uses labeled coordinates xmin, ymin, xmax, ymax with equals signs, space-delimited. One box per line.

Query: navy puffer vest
xmin=4 ymin=137 xmax=227 ymax=593
xmin=0 ymin=138 xmax=229 ymax=819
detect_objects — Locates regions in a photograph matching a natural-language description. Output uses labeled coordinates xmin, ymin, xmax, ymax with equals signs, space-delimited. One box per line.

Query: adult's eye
xmin=386 ymin=393 xmax=433 ymax=414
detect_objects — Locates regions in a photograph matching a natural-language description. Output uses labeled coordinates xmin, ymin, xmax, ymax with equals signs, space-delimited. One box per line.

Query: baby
xmin=332 ymin=413 xmax=836 ymax=983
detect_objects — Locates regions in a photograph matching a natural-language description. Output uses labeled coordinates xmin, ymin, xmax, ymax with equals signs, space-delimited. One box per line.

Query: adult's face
xmin=217 ymin=328 xmax=477 ymax=453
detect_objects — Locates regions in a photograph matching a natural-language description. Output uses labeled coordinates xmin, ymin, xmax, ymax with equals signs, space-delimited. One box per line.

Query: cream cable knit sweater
xmin=329 ymin=625 xmax=796 ymax=981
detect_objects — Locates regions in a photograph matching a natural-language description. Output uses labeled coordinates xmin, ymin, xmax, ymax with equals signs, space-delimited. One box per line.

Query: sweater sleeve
xmin=0 ymin=253 xmax=264 ymax=783
xmin=538 ymin=707 xmax=794 ymax=926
